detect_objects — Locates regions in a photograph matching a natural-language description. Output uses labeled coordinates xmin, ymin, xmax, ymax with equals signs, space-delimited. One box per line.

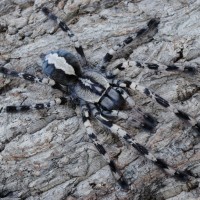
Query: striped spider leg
xmin=0 ymin=66 xmax=56 ymax=87
xmin=42 ymin=7 xmax=87 ymax=66
xmin=81 ymin=102 xmax=129 ymax=190
xmin=99 ymin=18 xmax=160 ymax=72
xmin=105 ymin=60 xmax=197 ymax=79
xmin=0 ymin=67 xmax=71 ymax=113
xmin=88 ymin=104 xmax=191 ymax=181
xmin=0 ymin=97 xmax=69 ymax=113
xmin=109 ymin=77 xmax=200 ymax=134
xmin=0 ymin=65 xmax=70 ymax=92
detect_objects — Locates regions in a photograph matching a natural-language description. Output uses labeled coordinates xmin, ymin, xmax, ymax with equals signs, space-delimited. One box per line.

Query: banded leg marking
xmin=112 ymin=79 xmax=200 ymax=134
xmin=114 ymin=87 xmax=135 ymax=107
xmin=42 ymin=7 xmax=87 ymax=65
xmin=2 ymin=97 xmax=68 ymax=113
xmin=139 ymin=63 xmax=196 ymax=74
xmin=100 ymin=18 xmax=160 ymax=71
xmin=0 ymin=67 xmax=56 ymax=86
xmin=102 ymin=110 xmax=128 ymax=119
xmin=90 ymin=104 xmax=189 ymax=181
xmin=81 ymin=104 xmax=128 ymax=190
xmin=106 ymin=61 xmax=196 ymax=78
xmin=102 ymin=108 xmax=156 ymax=131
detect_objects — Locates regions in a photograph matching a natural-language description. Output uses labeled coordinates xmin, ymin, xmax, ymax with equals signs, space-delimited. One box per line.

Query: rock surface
xmin=0 ymin=0 xmax=200 ymax=199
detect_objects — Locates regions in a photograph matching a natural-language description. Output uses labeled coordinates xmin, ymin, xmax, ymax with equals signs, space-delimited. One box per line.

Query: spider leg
xmin=81 ymin=103 xmax=129 ymax=190
xmin=0 ymin=66 xmax=56 ymax=86
xmin=106 ymin=60 xmax=197 ymax=78
xmin=101 ymin=109 xmax=156 ymax=131
xmin=102 ymin=110 xmax=128 ymax=119
xmin=99 ymin=18 xmax=160 ymax=71
xmin=114 ymin=87 xmax=157 ymax=130
xmin=111 ymin=79 xmax=200 ymax=134
xmin=89 ymin=104 xmax=190 ymax=181
xmin=42 ymin=7 xmax=87 ymax=66
xmin=1 ymin=97 xmax=69 ymax=113
xmin=113 ymin=87 xmax=135 ymax=107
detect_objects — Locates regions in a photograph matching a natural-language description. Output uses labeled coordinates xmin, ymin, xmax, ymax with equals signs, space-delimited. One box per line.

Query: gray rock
xmin=0 ymin=0 xmax=200 ymax=199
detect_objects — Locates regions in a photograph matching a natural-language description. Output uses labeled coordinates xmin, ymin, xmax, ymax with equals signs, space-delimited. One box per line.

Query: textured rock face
xmin=0 ymin=0 xmax=200 ymax=199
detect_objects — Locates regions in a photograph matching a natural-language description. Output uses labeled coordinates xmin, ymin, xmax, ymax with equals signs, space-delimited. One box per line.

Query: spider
xmin=0 ymin=7 xmax=199 ymax=190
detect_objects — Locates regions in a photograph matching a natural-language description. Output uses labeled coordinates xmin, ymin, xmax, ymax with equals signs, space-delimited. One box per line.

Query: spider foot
xmin=184 ymin=66 xmax=198 ymax=74
xmin=136 ymin=18 xmax=160 ymax=37
xmin=174 ymin=170 xmax=190 ymax=181
xmin=141 ymin=113 xmax=158 ymax=131
xmin=42 ymin=7 xmax=57 ymax=21
xmin=174 ymin=169 xmax=199 ymax=181
xmin=42 ymin=7 xmax=49 ymax=15
xmin=118 ymin=177 xmax=129 ymax=191
xmin=175 ymin=170 xmax=199 ymax=190
xmin=193 ymin=122 xmax=200 ymax=135
xmin=147 ymin=18 xmax=160 ymax=29
xmin=6 ymin=105 xmax=30 ymax=113
xmin=0 ymin=66 xmax=8 ymax=74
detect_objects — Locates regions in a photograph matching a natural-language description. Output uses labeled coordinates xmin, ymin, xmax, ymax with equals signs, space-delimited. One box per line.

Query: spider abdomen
xmin=42 ymin=50 xmax=81 ymax=85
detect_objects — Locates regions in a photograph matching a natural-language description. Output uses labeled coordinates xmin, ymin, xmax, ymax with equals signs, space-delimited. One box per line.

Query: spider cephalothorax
xmin=0 ymin=7 xmax=199 ymax=190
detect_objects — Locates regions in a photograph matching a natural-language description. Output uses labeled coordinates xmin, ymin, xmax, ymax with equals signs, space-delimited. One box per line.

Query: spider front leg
xmin=42 ymin=7 xmax=87 ymax=66
xmin=111 ymin=79 xmax=200 ymax=134
xmin=0 ymin=66 xmax=56 ymax=87
xmin=81 ymin=103 xmax=129 ymax=190
xmin=1 ymin=97 xmax=69 ymax=113
xmin=89 ymin=104 xmax=191 ymax=181
xmin=99 ymin=18 xmax=160 ymax=71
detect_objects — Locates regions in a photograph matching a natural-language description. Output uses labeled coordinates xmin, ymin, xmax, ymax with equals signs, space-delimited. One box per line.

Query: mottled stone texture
xmin=0 ymin=0 xmax=200 ymax=199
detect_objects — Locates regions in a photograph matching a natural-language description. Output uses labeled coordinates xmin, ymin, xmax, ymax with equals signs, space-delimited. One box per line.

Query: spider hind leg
xmin=99 ymin=18 xmax=160 ymax=71
xmin=81 ymin=103 xmax=129 ymax=190
xmin=90 ymin=104 xmax=194 ymax=182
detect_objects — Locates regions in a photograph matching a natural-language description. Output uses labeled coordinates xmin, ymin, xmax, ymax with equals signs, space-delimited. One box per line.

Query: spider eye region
xmin=42 ymin=50 xmax=81 ymax=85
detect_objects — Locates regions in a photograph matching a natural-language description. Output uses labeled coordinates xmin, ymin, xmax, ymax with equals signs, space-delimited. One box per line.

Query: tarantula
xmin=0 ymin=7 xmax=199 ymax=190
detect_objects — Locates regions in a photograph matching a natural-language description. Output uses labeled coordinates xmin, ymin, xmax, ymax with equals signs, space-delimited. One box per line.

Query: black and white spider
xmin=0 ymin=7 xmax=199 ymax=190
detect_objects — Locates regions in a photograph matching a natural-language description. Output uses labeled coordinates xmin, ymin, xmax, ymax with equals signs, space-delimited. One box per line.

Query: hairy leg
xmin=81 ymin=102 xmax=129 ymax=190
xmin=1 ymin=97 xmax=69 ymax=113
xmin=89 ymin=104 xmax=191 ymax=181
xmin=111 ymin=78 xmax=200 ymax=134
